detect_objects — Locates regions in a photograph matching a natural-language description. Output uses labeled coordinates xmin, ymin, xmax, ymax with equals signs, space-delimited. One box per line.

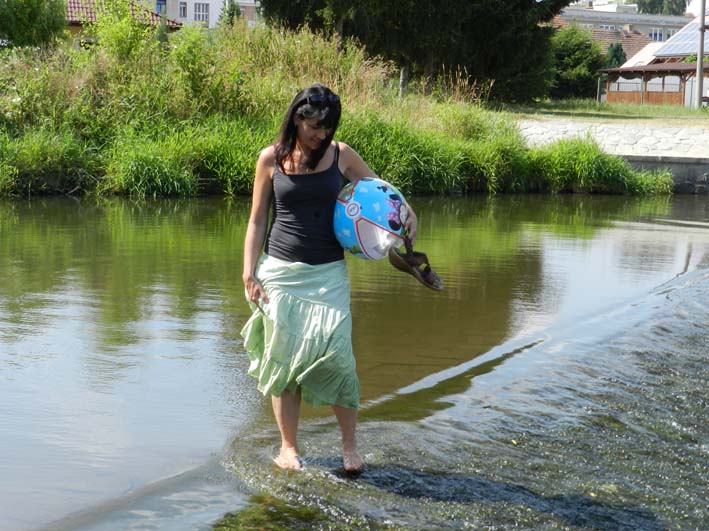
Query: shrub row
xmin=0 ymin=114 xmax=673 ymax=198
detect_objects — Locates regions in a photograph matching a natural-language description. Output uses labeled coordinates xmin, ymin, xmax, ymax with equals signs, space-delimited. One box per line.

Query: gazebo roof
xmin=603 ymin=62 xmax=708 ymax=74
xmin=602 ymin=61 xmax=709 ymax=83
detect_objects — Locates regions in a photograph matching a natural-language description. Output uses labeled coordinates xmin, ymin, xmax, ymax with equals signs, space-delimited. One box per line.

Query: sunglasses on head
xmin=305 ymin=93 xmax=340 ymax=107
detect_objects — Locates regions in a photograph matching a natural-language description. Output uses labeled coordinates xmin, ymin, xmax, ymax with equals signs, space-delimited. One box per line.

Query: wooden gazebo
xmin=603 ymin=63 xmax=708 ymax=106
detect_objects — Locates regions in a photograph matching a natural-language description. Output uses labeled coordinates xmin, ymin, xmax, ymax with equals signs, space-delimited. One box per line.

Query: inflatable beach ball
xmin=334 ymin=177 xmax=408 ymax=260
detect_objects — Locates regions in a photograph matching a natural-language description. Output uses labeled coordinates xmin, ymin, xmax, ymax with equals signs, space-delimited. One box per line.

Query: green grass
xmin=0 ymin=128 xmax=101 ymax=196
xmin=526 ymin=137 xmax=674 ymax=194
xmin=0 ymin=20 xmax=678 ymax=198
xmin=500 ymin=98 xmax=709 ymax=123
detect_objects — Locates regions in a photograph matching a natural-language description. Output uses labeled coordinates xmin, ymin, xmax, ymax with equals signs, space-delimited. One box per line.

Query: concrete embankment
xmin=518 ymin=119 xmax=709 ymax=194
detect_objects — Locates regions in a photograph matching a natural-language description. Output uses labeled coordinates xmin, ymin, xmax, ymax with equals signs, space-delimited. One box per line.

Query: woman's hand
xmin=404 ymin=204 xmax=418 ymax=244
xmin=243 ymin=274 xmax=269 ymax=305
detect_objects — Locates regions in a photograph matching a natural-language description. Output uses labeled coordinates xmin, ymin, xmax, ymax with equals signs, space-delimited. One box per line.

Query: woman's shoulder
xmin=258 ymin=145 xmax=276 ymax=165
xmin=334 ymin=141 xmax=359 ymax=160
xmin=255 ymin=145 xmax=277 ymax=179
xmin=335 ymin=140 xmax=352 ymax=152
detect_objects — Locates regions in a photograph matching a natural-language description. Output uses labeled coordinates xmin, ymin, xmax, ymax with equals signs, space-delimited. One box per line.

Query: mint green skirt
xmin=240 ymin=255 xmax=360 ymax=409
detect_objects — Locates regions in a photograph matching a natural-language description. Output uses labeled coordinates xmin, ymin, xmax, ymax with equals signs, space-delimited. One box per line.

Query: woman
xmin=241 ymin=84 xmax=417 ymax=473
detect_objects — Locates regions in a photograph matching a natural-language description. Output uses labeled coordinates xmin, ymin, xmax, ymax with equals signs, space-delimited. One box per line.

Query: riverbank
xmin=518 ymin=118 xmax=709 ymax=194
xmin=0 ymin=21 xmax=673 ymax=198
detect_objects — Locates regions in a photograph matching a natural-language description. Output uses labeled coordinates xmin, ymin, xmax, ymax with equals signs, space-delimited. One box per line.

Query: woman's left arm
xmin=338 ymin=142 xmax=418 ymax=243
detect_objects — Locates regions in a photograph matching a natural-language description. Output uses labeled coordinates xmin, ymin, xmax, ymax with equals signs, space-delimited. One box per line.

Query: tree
xmin=347 ymin=0 xmax=566 ymax=101
xmin=258 ymin=0 xmax=326 ymax=31
xmin=604 ymin=42 xmax=627 ymax=69
xmin=662 ymin=0 xmax=687 ymax=15
xmin=259 ymin=0 xmax=569 ymax=102
xmin=219 ymin=0 xmax=242 ymax=26
xmin=260 ymin=0 xmax=357 ymax=44
xmin=0 ymin=0 xmax=66 ymax=47
xmin=636 ymin=0 xmax=663 ymax=14
xmin=550 ymin=26 xmax=604 ymax=99
xmin=348 ymin=0 xmax=469 ymax=95
xmin=449 ymin=0 xmax=563 ymax=101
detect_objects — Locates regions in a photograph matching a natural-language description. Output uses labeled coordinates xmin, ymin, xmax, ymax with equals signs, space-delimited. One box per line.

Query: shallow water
xmin=0 ymin=196 xmax=706 ymax=530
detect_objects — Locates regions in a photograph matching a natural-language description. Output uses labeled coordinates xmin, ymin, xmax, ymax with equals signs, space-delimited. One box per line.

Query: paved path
xmin=518 ymin=119 xmax=709 ymax=158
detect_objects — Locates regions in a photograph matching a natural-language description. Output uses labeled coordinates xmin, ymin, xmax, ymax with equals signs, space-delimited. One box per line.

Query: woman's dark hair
xmin=274 ymin=84 xmax=342 ymax=172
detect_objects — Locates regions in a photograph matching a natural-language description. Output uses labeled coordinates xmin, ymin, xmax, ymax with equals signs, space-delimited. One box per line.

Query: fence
xmin=606 ymin=77 xmax=683 ymax=105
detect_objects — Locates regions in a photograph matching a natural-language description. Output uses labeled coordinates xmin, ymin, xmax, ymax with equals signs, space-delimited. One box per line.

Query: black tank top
xmin=264 ymin=143 xmax=345 ymax=265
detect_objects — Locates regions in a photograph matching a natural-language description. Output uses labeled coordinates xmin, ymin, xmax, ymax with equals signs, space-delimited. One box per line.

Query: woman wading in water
xmin=241 ymin=84 xmax=418 ymax=473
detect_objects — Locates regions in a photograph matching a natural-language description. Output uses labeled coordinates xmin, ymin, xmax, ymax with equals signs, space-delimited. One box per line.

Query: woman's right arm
xmin=242 ymin=147 xmax=274 ymax=304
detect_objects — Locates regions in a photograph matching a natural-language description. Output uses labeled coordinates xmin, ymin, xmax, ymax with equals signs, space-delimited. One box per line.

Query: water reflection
xmin=0 ymin=194 xmax=706 ymax=530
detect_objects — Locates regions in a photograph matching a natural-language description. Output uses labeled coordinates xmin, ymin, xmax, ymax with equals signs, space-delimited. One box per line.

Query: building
xmin=603 ymin=15 xmax=709 ymax=106
xmin=559 ymin=6 xmax=692 ymax=42
xmin=66 ymin=0 xmax=181 ymax=36
xmin=554 ymin=15 xmax=652 ymax=60
xmin=164 ymin=0 xmax=259 ymax=28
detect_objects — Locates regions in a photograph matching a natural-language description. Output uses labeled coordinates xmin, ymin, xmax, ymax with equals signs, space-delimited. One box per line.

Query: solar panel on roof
xmin=655 ymin=16 xmax=709 ymax=57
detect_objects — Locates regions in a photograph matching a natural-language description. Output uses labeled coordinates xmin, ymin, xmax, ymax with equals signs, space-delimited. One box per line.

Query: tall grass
xmin=0 ymin=20 xmax=675 ymax=197
xmin=0 ymin=128 xmax=101 ymax=196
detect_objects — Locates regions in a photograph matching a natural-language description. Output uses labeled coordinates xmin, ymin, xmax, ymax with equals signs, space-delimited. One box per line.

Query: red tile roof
xmin=590 ymin=28 xmax=651 ymax=59
xmin=551 ymin=15 xmax=567 ymax=28
xmin=66 ymin=0 xmax=181 ymax=28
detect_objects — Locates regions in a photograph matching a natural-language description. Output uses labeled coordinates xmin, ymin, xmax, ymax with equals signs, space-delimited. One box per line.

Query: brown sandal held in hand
xmin=388 ymin=238 xmax=444 ymax=291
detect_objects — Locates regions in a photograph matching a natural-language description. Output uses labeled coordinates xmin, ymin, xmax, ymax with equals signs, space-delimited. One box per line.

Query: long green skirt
xmin=240 ymin=254 xmax=360 ymax=409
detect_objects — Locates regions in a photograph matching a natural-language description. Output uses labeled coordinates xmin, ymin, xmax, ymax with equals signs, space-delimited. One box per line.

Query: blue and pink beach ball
xmin=333 ymin=177 xmax=408 ymax=260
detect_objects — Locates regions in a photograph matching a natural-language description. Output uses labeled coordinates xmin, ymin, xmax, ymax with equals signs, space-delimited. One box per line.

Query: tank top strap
xmin=333 ymin=142 xmax=340 ymax=166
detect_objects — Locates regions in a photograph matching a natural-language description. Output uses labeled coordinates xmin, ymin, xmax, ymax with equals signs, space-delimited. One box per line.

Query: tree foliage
xmin=636 ymin=0 xmax=662 ymax=13
xmin=604 ymin=42 xmax=626 ymax=68
xmin=0 ymin=0 xmax=66 ymax=48
xmin=637 ymin=0 xmax=686 ymax=14
xmin=662 ymin=0 xmax=686 ymax=16
xmin=550 ymin=26 xmax=603 ymax=99
xmin=258 ymin=0 xmax=569 ymax=102
xmin=219 ymin=0 xmax=242 ymax=27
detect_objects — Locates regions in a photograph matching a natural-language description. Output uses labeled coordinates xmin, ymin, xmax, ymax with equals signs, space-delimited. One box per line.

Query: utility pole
xmin=696 ymin=0 xmax=707 ymax=109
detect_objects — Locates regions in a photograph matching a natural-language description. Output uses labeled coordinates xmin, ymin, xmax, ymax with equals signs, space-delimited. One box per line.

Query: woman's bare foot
xmin=273 ymin=447 xmax=303 ymax=470
xmin=343 ymin=449 xmax=364 ymax=475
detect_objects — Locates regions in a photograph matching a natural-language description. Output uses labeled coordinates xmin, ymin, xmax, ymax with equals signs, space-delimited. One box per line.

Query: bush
xmin=0 ymin=0 xmax=66 ymax=48
xmin=550 ymin=27 xmax=604 ymax=100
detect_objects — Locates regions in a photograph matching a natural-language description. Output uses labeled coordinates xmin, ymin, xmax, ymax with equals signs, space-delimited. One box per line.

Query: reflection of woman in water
xmin=241 ymin=84 xmax=418 ymax=472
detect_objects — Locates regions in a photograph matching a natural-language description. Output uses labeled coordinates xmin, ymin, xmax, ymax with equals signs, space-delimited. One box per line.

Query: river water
xmin=0 ymin=196 xmax=706 ymax=530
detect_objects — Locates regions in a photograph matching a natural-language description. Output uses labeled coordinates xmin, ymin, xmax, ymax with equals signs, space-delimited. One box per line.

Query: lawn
xmin=499 ymin=98 xmax=709 ymax=126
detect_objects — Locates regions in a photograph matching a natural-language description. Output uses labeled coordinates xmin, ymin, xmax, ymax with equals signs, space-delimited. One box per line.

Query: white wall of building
xmin=165 ymin=0 xmax=259 ymax=28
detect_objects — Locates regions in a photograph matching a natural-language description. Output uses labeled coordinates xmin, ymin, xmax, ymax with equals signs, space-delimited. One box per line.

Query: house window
xmin=194 ymin=2 xmax=209 ymax=23
xmin=179 ymin=1 xmax=187 ymax=18
xmin=649 ymin=28 xmax=663 ymax=41
xmin=155 ymin=0 xmax=166 ymax=13
xmin=666 ymin=29 xmax=677 ymax=39
xmin=599 ymin=24 xmax=616 ymax=31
